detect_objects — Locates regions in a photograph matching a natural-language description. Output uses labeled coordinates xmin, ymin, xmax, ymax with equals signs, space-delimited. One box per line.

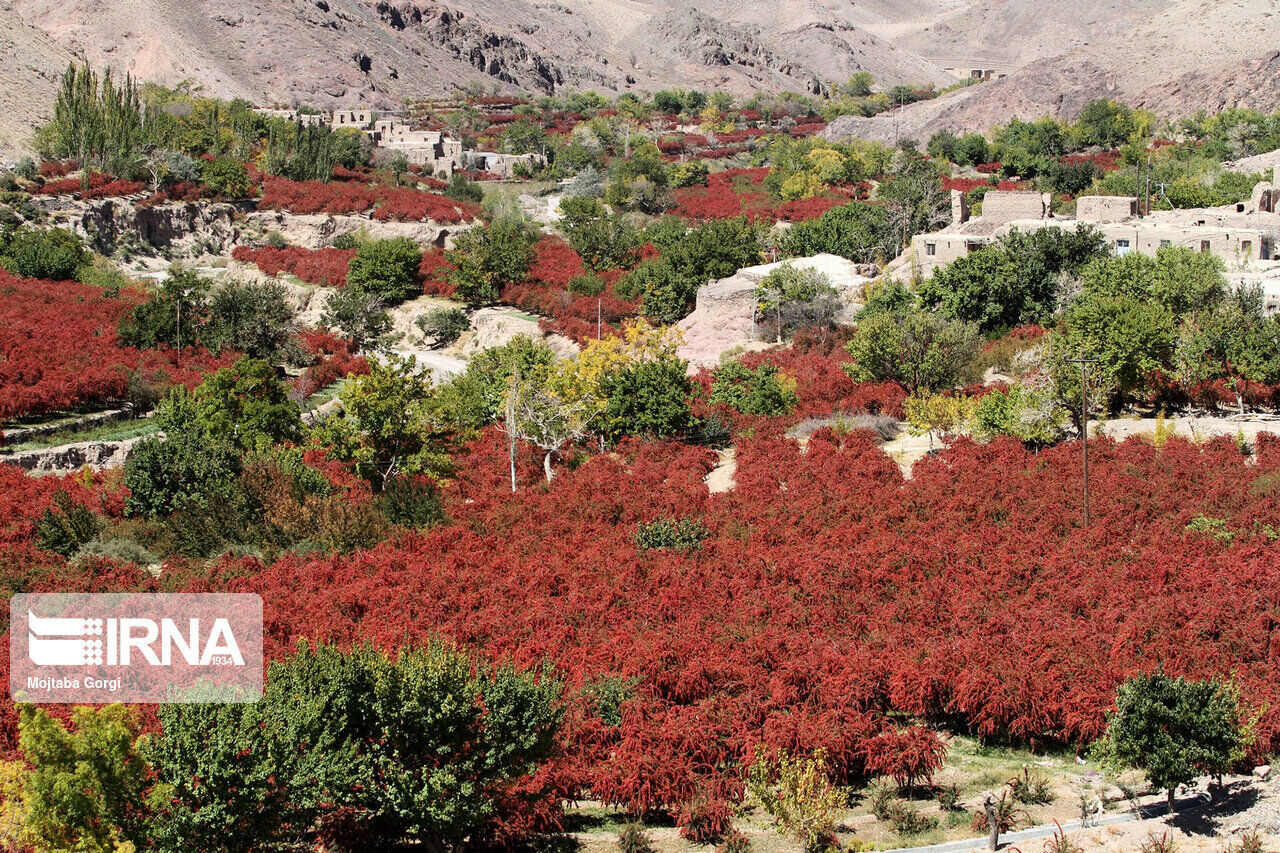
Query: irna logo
xmin=27 ymin=611 xmax=245 ymax=667
xmin=11 ymin=593 xmax=262 ymax=704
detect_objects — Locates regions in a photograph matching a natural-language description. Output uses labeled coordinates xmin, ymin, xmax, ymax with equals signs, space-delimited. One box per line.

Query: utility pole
xmin=1144 ymin=155 xmax=1152 ymax=217
xmin=1066 ymin=357 xmax=1101 ymax=528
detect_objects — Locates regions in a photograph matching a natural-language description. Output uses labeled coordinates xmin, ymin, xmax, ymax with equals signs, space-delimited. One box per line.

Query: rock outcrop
xmin=3 ymin=436 xmax=148 ymax=473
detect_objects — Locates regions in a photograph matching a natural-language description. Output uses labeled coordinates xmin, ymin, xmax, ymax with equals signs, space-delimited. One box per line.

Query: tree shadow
xmin=1166 ymin=782 xmax=1260 ymax=837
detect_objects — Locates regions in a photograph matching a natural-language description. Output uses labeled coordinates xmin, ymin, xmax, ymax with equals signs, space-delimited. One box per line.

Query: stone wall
xmin=979 ymin=191 xmax=1051 ymax=225
xmin=1077 ymin=195 xmax=1137 ymax=223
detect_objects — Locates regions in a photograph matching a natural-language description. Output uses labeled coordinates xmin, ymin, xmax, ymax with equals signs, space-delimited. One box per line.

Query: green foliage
xmin=200 ymin=156 xmax=251 ymax=198
xmin=618 ymin=824 xmax=657 ymax=853
xmin=206 ymin=279 xmax=298 ymax=361
xmin=780 ymin=202 xmax=894 ymax=263
xmin=186 ymin=357 xmax=302 ymax=451
xmin=582 ymin=676 xmax=637 ymax=728
xmin=889 ymin=804 xmax=938 ymax=837
xmin=630 ymin=216 xmax=762 ymax=323
xmin=559 ymin=196 xmax=640 ymax=270
xmin=971 ymin=384 xmax=1067 ymax=445
xmin=844 ymin=310 xmax=980 ymax=394
xmin=264 ymin=120 xmax=357 ymax=181
xmin=1054 ymin=291 xmax=1176 ymax=400
xmin=124 ymin=428 xmax=241 ymax=518
xmin=568 ymin=273 xmax=606 ymax=297
xmin=600 ymin=357 xmax=693 ymax=440
xmin=1092 ymin=672 xmax=1246 ymax=805
xmin=444 ymin=172 xmax=484 ymax=203
xmin=671 ymin=161 xmax=710 ymax=188
xmin=710 ymin=362 xmax=798 ymax=416
xmin=436 ymin=336 xmax=555 ymax=430
xmin=857 ymin=280 xmax=917 ymax=320
xmin=377 ymin=475 xmax=446 ymax=529
xmin=1007 ymin=767 xmax=1054 ymax=805
xmin=321 ymin=285 xmax=392 ymax=352
xmin=34 ymin=490 xmax=104 ymax=557
xmin=346 ymin=236 xmax=423 ymax=303
xmin=1079 ymin=246 xmax=1225 ymax=318
xmin=316 ymin=354 xmax=452 ymax=491
xmin=1075 ymin=99 xmax=1140 ymax=148
xmin=0 ymin=227 xmax=89 ymax=281
xmin=116 ymin=265 xmax=210 ymax=351
xmin=746 ymin=747 xmax=846 ymax=853
xmin=754 ymin=263 xmax=839 ymax=341
xmin=919 ymin=226 xmax=1110 ymax=332
xmin=148 ymin=641 xmax=562 ymax=853
xmin=448 ymin=216 xmax=536 ymax=306
xmin=16 ymin=705 xmax=148 ymax=853
xmin=633 ymin=516 xmax=710 ymax=552
xmin=40 ymin=64 xmax=145 ymax=174
xmin=627 ymin=259 xmax=690 ymax=325
xmin=416 ymin=306 xmax=470 ymax=346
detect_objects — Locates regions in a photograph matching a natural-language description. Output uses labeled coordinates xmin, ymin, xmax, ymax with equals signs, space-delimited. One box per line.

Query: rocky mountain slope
xmin=0 ymin=7 xmax=76 ymax=158
xmin=828 ymin=0 xmax=1280 ymax=144
xmin=8 ymin=0 xmax=1280 ymax=157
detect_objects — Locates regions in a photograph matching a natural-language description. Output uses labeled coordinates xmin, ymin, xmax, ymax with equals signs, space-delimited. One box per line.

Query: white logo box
xmin=11 ymin=593 xmax=263 ymax=703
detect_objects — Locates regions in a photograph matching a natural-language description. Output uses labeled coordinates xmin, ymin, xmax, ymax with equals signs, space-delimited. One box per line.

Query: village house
xmin=252 ymin=107 xmax=542 ymax=178
xmin=902 ymin=185 xmax=1280 ymax=313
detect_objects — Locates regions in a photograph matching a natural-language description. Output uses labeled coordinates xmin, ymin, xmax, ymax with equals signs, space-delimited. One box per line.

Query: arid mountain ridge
xmin=4 ymin=0 xmax=1280 ymax=155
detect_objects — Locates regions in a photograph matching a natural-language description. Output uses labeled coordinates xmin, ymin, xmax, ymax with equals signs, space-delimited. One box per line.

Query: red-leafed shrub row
xmin=0 ymin=272 xmax=233 ymax=421
xmin=419 ymin=250 xmax=458 ymax=297
xmin=500 ymin=238 xmax=641 ymax=342
xmin=82 ymin=423 xmax=1273 ymax=833
xmin=292 ymin=328 xmax=370 ymax=398
xmin=257 ymin=177 xmax=481 ymax=224
xmin=37 ymin=172 xmax=146 ymax=199
xmin=1061 ymin=150 xmax=1122 ymax=172
xmin=231 ymin=246 xmax=356 ymax=287
xmin=976 ymin=162 xmax=1003 ymax=174
xmin=673 ymin=168 xmax=850 ymax=223
xmin=942 ymin=175 xmax=992 ymax=193
xmin=38 ymin=160 xmax=78 ymax=179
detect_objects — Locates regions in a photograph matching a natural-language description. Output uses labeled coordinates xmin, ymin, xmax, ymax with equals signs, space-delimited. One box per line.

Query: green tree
xmin=558 ymin=196 xmax=640 ymax=270
xmin=321 ymin=285 xmax=392 ymax=352
xmin=1093 ymin=672 xmax=1246 ymax=813
xmin=0 ymin=227 xmax=89 ymax=281
xmin=971 ymin=383 xmax=1067 ymax=445
xmin=843 ymin=310 xmax=980 ymax=394
xmin=315 ymin=354 xmax=452 ymax=491
xmin=1056 ymin=291 xmax=1176 ymax=402
xmin=754 ymin=263 xmax=839 ymax=342
xmin=346 ymin=236 xmax=423 ymax=303
xmin=1080 ymin=246 xmax=1225 ymax=318
xmin=200 ymin=156 xmax=251 ymax=198
xmin=116 ymin=265 xmax=211 ymax=351
xmin=710 ymin=362 xmax=798 ymax=416
xmin=779 ymin=202 xmax=894 ymax=263
xmin=1075 ymin=99 xmax=1138 ymax=148
xmin=206 ymin=279 xmax=298 ymax=361
xmin=149 ymin=642 xmax=562 ymax=853
xmin=1185 ymin=286 xmax=1280 ymax=415
xmin=447 ymin=216 xmax=535 ymax=306
xmin=189 ymin=357 xmax=302 ymax=450
xmin=600 ymin=357 xmax=693 ymax=440
xmin=16 ymin=705 xmax=148 ymax=853
xmin=920 ymin=226 xmax=1109 ymax=332
xmin=124 ymin=388 xmax=243 ymax=517
xmin=435 ymin=336 xmax=555 ymax=430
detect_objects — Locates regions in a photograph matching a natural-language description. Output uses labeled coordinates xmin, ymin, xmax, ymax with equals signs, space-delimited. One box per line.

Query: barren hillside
xmin=830 ymin=0 xmax=1280 ymax=144
xmin=0 ymin=7 xmax=76 ymax=159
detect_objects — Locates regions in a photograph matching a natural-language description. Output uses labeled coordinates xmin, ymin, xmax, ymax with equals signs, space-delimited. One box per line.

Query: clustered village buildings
xmin=253 ymin=107 xmax=541 ymax=178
